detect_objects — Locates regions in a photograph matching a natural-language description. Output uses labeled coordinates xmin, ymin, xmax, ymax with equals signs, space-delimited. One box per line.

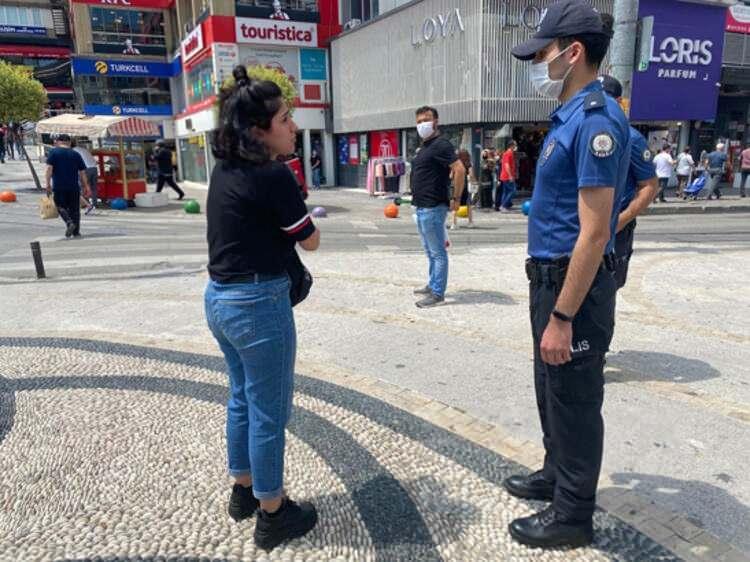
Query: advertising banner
xmin=630 ymin=0 xmax=725 ymax=121
xmin=338 ymin=136 xmax=349 ymax=165
xmin=299 ymin=48 xmax=327 ymax=81
xmin=213 ymin=43 xmax=239 ymax=89
xmin=0 ymin=25 xmax=46 ymax=35
xmin=181 ymin=25 xmax=204 ymax=63
xmin=234 ymin=0 xmax=320 ymax=24
xmin=72 ymin=0 xmax=173 ymax=8
xmin=348 ymin=134 xmax=359 ymax=165
xmin=240 ymin=45 xmax=299 ymax=85
xmin=727 ymin=4 xmax=750 ymax=35
xmin=236 ymin=17 xmax=317 ymax=48
xmin=369 ymin=130 xmax=399 ymax=158
xmin=73 ymin=58 xmax=174 ymax=77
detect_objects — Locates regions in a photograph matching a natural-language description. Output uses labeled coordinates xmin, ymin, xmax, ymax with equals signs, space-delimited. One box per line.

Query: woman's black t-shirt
xmin=207 ymin=160 xmax=316 ymax=283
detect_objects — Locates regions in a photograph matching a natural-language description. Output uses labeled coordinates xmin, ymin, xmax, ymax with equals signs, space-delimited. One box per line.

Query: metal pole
xmin=30 ymin=241 xmax=46 ymax=279
xmin=610 ymin=0 xmax=639 ymax=105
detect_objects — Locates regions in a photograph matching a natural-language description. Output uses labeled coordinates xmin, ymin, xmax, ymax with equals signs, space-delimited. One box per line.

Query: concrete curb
xmin=644 ymin=203 xmax=750 ymax=216
xmin=5 ymin=328 xmax=746 ymax=562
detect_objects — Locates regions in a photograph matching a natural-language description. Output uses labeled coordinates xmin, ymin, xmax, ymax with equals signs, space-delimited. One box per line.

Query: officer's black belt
xmin=526 ymin=254 xmax=615 ymax=286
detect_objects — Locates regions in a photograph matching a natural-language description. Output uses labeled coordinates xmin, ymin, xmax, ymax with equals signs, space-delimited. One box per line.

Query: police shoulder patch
xmin=642 ymin=148 xmax=652 ymax=162
xmin=590 ymin=132 xmax=615 ymax=158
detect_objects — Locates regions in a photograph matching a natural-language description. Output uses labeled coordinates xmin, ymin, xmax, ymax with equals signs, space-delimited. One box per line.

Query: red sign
xmin=72 ymin=0 xmax=174 ymax=8
xmin=181 ymin=24 xmax=204 ymax=62
xmin=727 ymin=5 xmax=750 ymax=34
xmin=369 ymin=130 xmax=399 ymax=158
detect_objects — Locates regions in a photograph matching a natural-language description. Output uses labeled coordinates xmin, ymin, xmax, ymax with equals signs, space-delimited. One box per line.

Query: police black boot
xmin=509 ymin=506 xmax=593 ymax=548
xmin=254 ymin=498 xmax=318 ymax=552
xmin=503 ymin=470 xmax=554 ymax=501
xmin=227 ymin=483 xmax=259 ymax=522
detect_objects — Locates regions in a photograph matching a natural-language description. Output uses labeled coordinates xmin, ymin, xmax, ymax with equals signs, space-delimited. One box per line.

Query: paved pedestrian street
xmin=1 ymin=162 xmax=749 ymax=562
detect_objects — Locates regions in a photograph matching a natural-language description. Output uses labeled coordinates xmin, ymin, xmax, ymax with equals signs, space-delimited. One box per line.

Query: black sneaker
xmin=228 ymin=484 xmax=259 ymax=522
xmin=413 ymin=285 xmax=432 ymax=295
xmin=416 ymin=293 xmax=445 ymax=308
xmin=254 ymin=498 xmax=318 ymax=552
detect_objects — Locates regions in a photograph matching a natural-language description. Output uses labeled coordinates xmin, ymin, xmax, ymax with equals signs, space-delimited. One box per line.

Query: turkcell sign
xmin=235 ymin=17 xmax=317 ymax=48
xmin=84 ymin=104 xmax=172 ymax=116
xmin=630 ymin=0 xmax=725 ymax=121
xmin=72 ymin=57 xmax=174 ymax=77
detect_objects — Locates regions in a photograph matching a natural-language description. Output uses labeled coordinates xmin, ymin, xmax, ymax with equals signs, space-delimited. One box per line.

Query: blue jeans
xmin=416 ymin=205 xmax=449 ymax=297
xmin=204 ymin=276 xmax=295 ymax=500
xmin=312 ymin=168 xmax=321 ymax=189
xmin=498 ymin=181 xmax=516 ymax=209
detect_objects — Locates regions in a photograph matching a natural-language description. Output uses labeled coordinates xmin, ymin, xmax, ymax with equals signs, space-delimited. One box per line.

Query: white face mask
xmin=530 ymin=46 xmax=574 ymax=99
xmin=417 ymin=120 xmax=435 ymax=140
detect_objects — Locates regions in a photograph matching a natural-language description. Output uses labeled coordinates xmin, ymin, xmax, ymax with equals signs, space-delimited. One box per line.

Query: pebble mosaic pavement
xmin=0 ymin=337 xmax=684 ymax=562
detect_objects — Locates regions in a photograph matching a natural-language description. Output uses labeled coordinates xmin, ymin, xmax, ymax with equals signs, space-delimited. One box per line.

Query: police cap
xmin=511 ymin=0 xmax=609 ymax=61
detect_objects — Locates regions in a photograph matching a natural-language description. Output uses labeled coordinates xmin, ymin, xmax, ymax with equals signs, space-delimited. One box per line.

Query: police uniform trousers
xmin=613 ymin=219 xmax=636 ymax=289
xmin=527 ymin=257 xmax=617 ymax=522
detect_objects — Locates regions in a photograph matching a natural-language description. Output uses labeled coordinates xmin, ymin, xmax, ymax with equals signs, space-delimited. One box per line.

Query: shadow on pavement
xmin=606 ymin=350 xmax=721 ymax=384
xmin=449 ymin=289 xmax=517 ymax=306
xmin=608 ymin=472 xmax=750 ymax=553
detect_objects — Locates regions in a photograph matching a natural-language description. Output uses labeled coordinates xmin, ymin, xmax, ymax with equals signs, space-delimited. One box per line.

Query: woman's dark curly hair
xmin=211 ymin=65 xmax=284 ymax=164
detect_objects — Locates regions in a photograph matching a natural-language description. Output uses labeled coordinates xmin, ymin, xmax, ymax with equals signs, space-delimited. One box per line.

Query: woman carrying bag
xmin=204 ymin=66 xmax=320 ymax=552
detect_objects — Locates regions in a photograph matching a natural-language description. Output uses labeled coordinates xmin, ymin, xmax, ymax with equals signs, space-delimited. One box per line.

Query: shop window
xmin=186 ymin=57 xmax=214 ymax=107
xmin=89 ymin=7 xmax=167 ymax=56
xmin=179 ymin=135 xmax=208 ymax=183
xmin=75 ymin=75 xmax=171 ymax=107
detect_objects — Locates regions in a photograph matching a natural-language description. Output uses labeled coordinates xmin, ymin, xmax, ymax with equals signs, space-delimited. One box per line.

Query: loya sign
xmin=411 ymin=8 xmax=465 ymax=47
xmin=235 ymin=17 xmax=317 ymax=48
xmin=630 ymin=0 xmax=725 ymax=122
xmin=181 ymin=25 xmax=204 ymax=62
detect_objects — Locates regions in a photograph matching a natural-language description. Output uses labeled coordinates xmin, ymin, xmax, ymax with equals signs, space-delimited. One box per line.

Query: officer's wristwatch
xmin=552 ymin=309 xmax=574 ymax=323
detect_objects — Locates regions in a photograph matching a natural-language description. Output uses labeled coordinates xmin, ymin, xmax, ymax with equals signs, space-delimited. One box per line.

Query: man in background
xmin=45 ymin=134 xmax=91 ymax=238
xmin=154 ymin=141 xmax=185 ymax=200
xmin=496 ymin=139 xmax=518 ymax=212
xmin=71 ymin=139 xmax=99 ymax=214
xmin=704 ymin=143 xmax=729 ymax=200
xmin=739 ymin=142 xmax=750 ymax=198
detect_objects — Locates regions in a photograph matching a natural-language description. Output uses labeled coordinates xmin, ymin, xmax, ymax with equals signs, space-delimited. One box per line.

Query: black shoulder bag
xmin=286 ymin=249 xmax=313 ymax=307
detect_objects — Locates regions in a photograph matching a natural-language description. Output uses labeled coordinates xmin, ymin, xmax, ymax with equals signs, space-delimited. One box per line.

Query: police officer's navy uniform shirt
xmin=410 ymin=135 xmax=458 ymax=208
xmin=528 ymin=80 xmax=631 ymax=260
xmin=207 ymin=160 xmax=316 ymax=283
xmin=46 ymin=147 xmax=86 ymax=191
xmin=621 ymin=127 xmax=656 ymax=210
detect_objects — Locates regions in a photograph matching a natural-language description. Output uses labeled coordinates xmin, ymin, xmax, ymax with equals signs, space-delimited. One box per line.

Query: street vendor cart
xmin=35 ymin=114 xmax=160 ymax=201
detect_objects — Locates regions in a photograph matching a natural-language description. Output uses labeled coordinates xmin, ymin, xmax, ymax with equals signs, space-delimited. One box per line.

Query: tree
xmin=0 ymin=61 xmax=47 ymax=189
xmin=220 ymin=65 xmax=297 ymax=111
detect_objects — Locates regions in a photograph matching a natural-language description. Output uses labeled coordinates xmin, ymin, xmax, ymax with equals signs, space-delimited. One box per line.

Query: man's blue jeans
xmin=204 ymin=276 xmax=295 ymax=500
xmin=500 ymin=181 xmax=517 ymax=209
xmin=416 ymin=205 xmax=449 ymax=297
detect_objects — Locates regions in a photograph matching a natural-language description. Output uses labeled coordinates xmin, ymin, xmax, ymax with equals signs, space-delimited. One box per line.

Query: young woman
xmin=204 ymin=65 xmax=320 ymax=551
xmin=675 ymin=146 xmax=695 ymax=198
xmin=450 ymin=149 xmax=477 ymax=229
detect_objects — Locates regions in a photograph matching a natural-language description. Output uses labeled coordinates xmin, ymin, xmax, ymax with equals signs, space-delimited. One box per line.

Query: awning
xmin=0 ymin=45 xmax=71 ymax=58
xmin=35 ymin=113 xmax=160 ymax=138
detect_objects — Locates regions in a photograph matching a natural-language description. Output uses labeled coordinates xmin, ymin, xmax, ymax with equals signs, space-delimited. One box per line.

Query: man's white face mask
xmin=417 ymin=121 xmax=435 ymax=140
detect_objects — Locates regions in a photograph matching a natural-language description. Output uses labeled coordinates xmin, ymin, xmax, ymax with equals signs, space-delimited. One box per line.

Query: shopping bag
xmin=39 ymin=195 xmax=58 ymax=219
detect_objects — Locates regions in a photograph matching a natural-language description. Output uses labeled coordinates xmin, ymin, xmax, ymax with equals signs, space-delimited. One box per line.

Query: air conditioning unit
xmin=343 ymin=19 xmax=361 ymax=31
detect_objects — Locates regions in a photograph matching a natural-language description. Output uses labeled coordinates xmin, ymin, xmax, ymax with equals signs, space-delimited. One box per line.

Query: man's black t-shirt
xmin=155 ymin=147 xmax=173 ymax=175
xmin=410 ymin=135 xmax=457 ymax=208
xmin=207 ymin=160 xmax=316 ymax=283
xmin=46 ymin=147 xmax=85 ymax=191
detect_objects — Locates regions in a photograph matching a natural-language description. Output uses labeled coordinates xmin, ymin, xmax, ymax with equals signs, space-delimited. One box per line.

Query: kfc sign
xmin=181 ymin=25 xmax=204 ymax=62
xmin=235 ymin=17 xmax=317 ymax=48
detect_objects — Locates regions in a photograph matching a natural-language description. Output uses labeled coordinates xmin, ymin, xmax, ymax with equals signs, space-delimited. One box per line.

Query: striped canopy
xmin=35 ymin=114 xmax=160 ymax=138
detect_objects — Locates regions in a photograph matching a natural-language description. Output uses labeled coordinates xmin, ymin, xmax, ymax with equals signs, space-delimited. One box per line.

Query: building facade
xmin=172 ymin=0 xmax=341 ymax=186
xmin=331 ymin=0 xmax=613 ymax=190
xmin=0 ymin=0 xmax=75 ymax=115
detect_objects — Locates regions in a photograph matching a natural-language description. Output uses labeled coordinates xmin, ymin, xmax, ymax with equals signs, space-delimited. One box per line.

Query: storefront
xmin=330 ymin=0 xmax=613 ymax=189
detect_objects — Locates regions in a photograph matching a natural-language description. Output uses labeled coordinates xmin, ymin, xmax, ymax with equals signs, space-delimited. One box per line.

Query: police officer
xmin=504 ymin=0 xmax=630 ymax=548
xmin=598 ymin=75 xmax=658 ymax=288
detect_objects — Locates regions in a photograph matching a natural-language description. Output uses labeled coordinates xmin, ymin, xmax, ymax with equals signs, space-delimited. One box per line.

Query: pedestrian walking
xmin=0 ymin=125 xmax=6 ymax=164
xmin=652 ymin=145 xmax=674 ymax=202
xmin=45 ymin=134 xmax=91 ymax=238
xmin=154 ymin=141 xmax=185 ymax=199
xmin=310 ymin=149 xmax=321 ymax=190
xmin=704 ymin=143 xmax=729 ymax=200
xmin=411 ymin=106 xmax=465 ymax=308
xmin=205 ymin=66 xmax=320 ymax=552
xmin=496 ymin=139 xmax=518 ymax=212
xmin=5 ymin=125 xmax=15 ymax=160
xmin=506 ymin=2 xmax=628 ymax=549
xmin=479 ymin=150 xmax=494 ymax=209
xmin=738 ymin=143 xmax=750 ymax=198
xmin=71 ymin=139 xmax=99 ymax=214
xmin=13 ymin=124 xmax=24 ymax=158
xmin=450 ymin=149 xmax=476 ymax=229
xmin=599 ymin=75 xmax=658 ymax=288
xmin=675 ymin=147 xmax=695 ymax=198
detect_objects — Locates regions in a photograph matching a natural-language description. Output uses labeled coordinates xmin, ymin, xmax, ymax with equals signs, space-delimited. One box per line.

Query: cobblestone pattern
xmin=0 ymin=337 xmax=715 ymax=561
